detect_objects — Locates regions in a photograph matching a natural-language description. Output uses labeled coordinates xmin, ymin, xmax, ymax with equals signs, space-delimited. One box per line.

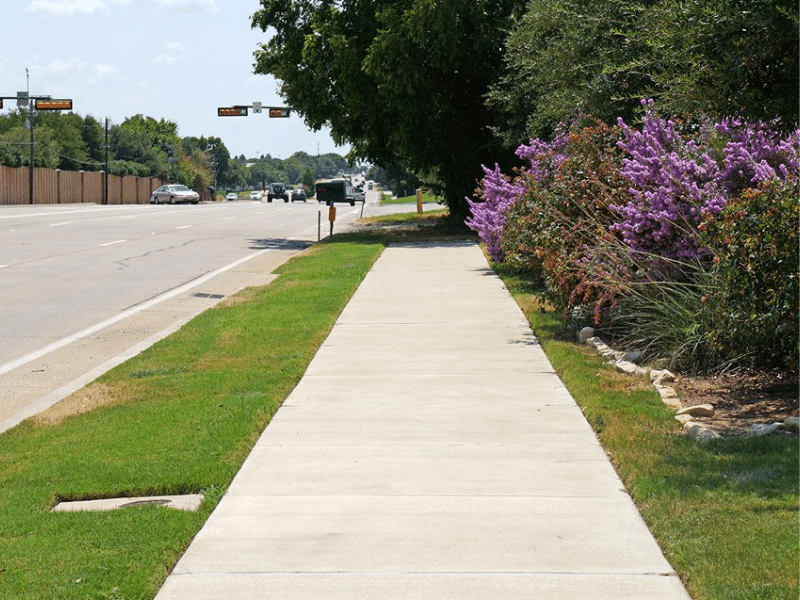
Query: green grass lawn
xmin=0 ymin=214 xmax=796 ymax=599
xmin=379 ymin=192 xmax=440 ymax=205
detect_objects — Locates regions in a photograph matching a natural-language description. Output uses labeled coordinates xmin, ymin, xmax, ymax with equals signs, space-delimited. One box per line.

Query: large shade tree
xmin=487 ymin=0 xmax=650 ymax=143
xmin=618 ymin=0 xmax=798 ymax=128
xmin=489 ymin=0 xmax=798 ymax=143
xmin=251 ymin=0 xmax=527 ymax=220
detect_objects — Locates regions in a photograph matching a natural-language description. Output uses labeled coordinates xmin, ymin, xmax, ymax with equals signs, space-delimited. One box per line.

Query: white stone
xmin=676 ymin=404 xmax=715 ymax=418
xmin=578 ymin=327 xmax=595 ymax=343
xmin=614 ymin=361 xmax=639 ymax=375
xmin=650 ymin=370 xmax=676 ymax=386
xmin=748 ymin=423 xmax=783 ymax=437
xmin=782 ymin=416 xmax=800 ymax=432
xmin=655 ymin=385 xmax=682 ymax=409
xmin=683 ymin=422 xmax=721 ymax=441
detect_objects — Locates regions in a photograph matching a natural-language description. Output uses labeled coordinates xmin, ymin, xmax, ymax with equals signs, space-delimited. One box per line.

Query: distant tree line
xmin=0 ymin=110 xmax=352 ymax=196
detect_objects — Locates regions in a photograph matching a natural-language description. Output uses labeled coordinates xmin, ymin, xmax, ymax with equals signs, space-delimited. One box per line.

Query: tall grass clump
xmin=467 ymin=102 xmax=799 ymax=373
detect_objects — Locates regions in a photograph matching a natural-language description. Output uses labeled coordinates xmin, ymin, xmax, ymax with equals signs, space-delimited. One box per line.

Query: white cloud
xmin=24 ymin=0 xmax=128 ymax=15
xmin=25 ymin=0 xmax=217 ymax=16
xmin=152 ymin=42 xmax=187 ymax=66
xmin=41 ymin=57 xmax=87 ymax=75
xmin=150 ymin=0 xmax=218 ymax=13
xmin=87 ymin=64 xmax=120 ymax=84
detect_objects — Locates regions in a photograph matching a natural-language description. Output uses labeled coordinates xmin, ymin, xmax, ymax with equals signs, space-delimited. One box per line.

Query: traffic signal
xmin=35 ymin=99 xmax=73 ymax=110
xmin=218 ymin=106 xmax=248 ymax=117
xmin=269 ymin=107 xmax=290 ymax=118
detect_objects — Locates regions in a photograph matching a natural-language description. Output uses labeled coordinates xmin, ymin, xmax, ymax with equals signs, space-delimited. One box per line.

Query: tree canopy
xmin=489 ymin=0 xmax=798 ymax=142
xmin=252 ymin=0 xmax=527 ymax=220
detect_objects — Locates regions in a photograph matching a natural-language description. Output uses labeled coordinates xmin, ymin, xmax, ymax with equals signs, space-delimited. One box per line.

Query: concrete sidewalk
xmin=155 ymin=241 xmax=691 ymax=600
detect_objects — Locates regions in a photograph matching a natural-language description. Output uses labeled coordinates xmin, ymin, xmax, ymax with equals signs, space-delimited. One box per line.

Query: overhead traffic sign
xmin=269 ymin=107 xmax=290 ymax=118
xmin=218 ymin=106 xmax=248 ymax=117
xmin=35 ymin=99 xmax=73 ymax=111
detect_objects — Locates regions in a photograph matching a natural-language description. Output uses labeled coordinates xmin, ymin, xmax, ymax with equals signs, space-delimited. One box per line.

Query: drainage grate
xmin=193 ymin=293 xmax=225 ymax=299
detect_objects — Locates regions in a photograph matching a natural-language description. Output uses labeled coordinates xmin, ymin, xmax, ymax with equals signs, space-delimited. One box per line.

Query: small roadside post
xmin=328 ymin=204 xmax=337 ymax=237
xmin=416 ymin=187 xmax=423 ymax=214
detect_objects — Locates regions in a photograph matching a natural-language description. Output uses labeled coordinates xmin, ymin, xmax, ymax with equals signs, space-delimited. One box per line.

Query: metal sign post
xmin=328 ymin=205 xmax=336 ymax=237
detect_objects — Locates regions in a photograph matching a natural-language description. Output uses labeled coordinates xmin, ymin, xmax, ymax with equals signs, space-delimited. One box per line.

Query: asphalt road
xmin=0 ymin=191 xmax=410 ymax=432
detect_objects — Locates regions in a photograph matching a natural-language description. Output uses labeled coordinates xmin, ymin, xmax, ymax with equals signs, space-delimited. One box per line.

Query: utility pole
xmin=104 ymin=118 xmax=109 ymax=205
xmin=27 ymin=70 xmax=33 ymax=205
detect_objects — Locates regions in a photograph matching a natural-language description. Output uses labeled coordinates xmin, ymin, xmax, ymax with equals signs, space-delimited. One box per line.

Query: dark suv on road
xmin=267 ymin=182 xmax=289 ymax=202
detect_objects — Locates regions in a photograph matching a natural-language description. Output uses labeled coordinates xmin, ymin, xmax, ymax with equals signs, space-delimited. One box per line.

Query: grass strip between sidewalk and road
xmin=0 ymin=213 xmax=797 ymax=600
xmin=0 ymin=234 xmax=387 ymax=599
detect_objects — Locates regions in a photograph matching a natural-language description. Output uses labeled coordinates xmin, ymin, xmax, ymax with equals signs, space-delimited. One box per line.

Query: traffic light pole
xmin=1 ymin=79 xmax=74 ymax=204
xmin=217 ymin=103 xmax=291 ymax=118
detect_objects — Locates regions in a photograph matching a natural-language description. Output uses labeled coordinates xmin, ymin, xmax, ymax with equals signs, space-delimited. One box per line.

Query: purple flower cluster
xmin=611 ymin=100 xmax=799 ymax=260
xmin=466 ymin=135 xmax=566 ymax=261
xmin=467 ymin=100 xmax=799 ymax=264
xmin=465 ymin=164 xmax=526 ymax=262
xmin=716 ymin=117 xmax=800 ymax=195
xmin=515 ymin=133 xmax=568 ymax=180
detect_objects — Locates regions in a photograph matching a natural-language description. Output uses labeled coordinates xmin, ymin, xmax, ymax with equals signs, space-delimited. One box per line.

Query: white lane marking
xmin=49 ymin=221 xmax=73 ymax=227
xmin=0 ymin=208 xmax=111 ymax=220
xmin=176 ymin=225 xmax=192 ymax=230
xmin=100 ymin=240 xmax=127 ymax=247
xmin=0 ymin=248 xmax=273 ymax=378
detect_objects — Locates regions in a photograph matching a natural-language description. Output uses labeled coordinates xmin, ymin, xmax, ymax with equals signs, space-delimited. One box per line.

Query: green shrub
xmin=703 ymin=178 xmax=799 ymax=372
xmin=502 ymin=121 xmax=630 ymax=314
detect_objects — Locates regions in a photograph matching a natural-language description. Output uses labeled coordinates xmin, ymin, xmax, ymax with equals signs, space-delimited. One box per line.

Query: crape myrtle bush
xmin=497 ymin=122 xmax=631 ymax=314
xmin=467 ymin=104 xmax=799 ymax=372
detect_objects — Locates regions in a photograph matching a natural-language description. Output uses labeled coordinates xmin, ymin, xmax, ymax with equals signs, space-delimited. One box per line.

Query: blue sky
xmin=1 ymin=0 xmax=348 ymax=159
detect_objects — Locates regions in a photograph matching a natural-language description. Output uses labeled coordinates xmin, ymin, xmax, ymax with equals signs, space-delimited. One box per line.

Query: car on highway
xmin=226 ymin=192 xmax=238 ymax=201
xmin=267 ymin=182 xmax=289 ymax=203
xmin=149 ymin=184 xmax=200 ymax=205
xmin=290 ymin=189 xmax=307 ymax=202
xmin=249 ymin=191 xmax=262 ymax=200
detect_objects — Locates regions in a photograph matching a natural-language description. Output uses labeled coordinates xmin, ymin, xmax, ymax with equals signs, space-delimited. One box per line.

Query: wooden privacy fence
xmin=0 ymin=165 xmax=168 ymax=205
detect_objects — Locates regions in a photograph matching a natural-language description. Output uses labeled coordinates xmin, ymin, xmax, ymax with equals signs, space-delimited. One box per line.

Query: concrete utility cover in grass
xmin=52 ymin=494 xmax=203 ymax=513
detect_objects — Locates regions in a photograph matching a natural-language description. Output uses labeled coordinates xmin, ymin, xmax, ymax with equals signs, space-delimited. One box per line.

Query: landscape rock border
xmin=578 ymin=327 xmax=799 ymax=441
